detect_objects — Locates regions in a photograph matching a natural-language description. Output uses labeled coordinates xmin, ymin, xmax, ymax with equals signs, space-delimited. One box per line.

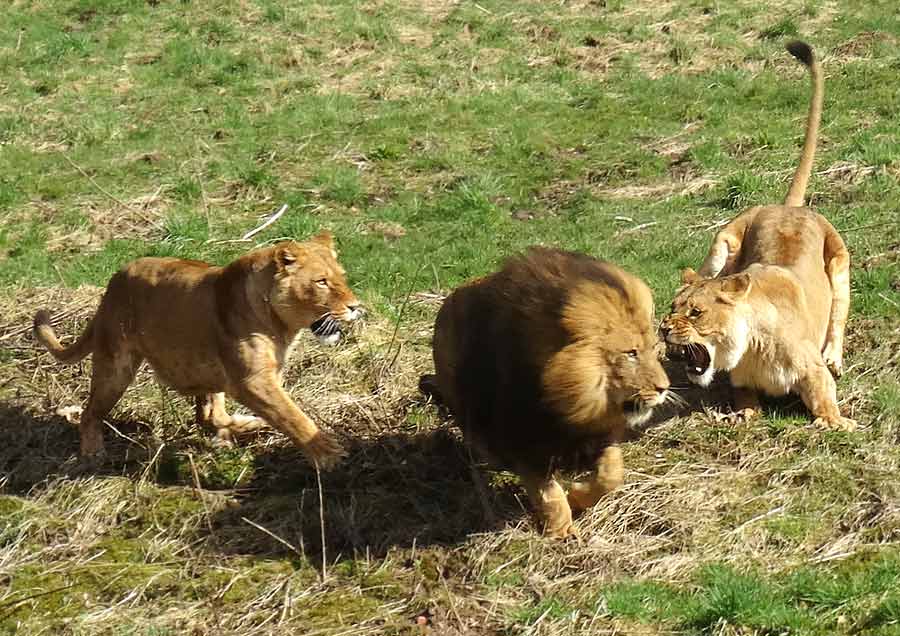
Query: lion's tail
xmin=784 ymin=40 xmax=823 ymax=207
xmin=33 ymin=310 xmax=94 ymax=364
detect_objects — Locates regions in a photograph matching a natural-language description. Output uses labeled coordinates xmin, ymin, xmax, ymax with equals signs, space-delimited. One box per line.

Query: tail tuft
xmin=786 ymin=40 xmax=814 ymax=67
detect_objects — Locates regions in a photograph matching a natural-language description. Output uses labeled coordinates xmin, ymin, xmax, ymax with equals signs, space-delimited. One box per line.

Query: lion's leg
xmin=232 ymin=374 xmax=343 ymax=468
xmin=197 ymin=393 xmax=266 ymax=446
xmin=796 ymin=360 xmax=856 ymax=432
xmin=521 ymin=473 xmax=577 ymax=540
xmin=822 ymin=223 xmax=850 ymax=378
xmin=566 ymin=444 xmax=624 ymax=512
xmin=80 ymin=351 xmax=142 ymax=457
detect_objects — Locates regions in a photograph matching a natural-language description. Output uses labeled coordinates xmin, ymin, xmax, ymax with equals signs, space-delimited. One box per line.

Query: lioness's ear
xmin=311 ymin=231 xmax=335 ymax=251
xmin=720 ymin=273 xmax=751 ymax=299
xmin=276 ymin=246 xmax=300 ymax=272
xmin=681 ymin=268 xmax=700 ymax=285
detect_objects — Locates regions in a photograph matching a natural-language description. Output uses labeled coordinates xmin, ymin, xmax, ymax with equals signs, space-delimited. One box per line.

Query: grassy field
xmin=1 ymin=0 xmax=899 ymax=634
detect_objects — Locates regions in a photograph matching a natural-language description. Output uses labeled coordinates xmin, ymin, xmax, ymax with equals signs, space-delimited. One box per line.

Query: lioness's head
xmin=269 ymin=232 xmax=361 ymax=344
xmin=660 ymin=268 xmax=752 ymax=386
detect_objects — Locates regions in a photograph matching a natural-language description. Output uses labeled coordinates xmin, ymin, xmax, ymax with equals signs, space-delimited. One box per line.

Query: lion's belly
xmin=730 ymin=355 xmax=800 ymax=397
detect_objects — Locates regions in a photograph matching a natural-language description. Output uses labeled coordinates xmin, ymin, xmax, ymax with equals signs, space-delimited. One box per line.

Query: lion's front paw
xmin=304 ymin=431 xmax=346 ymax=470
xmin=813 ymin=415 xmax=857 ymax=432
xmin=543 ymin=517 xmax=580 ymax=541
xmin=822 ymin=343 xmax=844 ymax=378
xmin=713 ymin=408 xmax=759 ymax=424
xmin=212 ymin=428 xmax=236 ymax=449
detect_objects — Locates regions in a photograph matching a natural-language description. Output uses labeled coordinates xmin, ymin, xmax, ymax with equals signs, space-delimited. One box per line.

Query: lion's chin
xmin=311 ymin=315 xmax=343 ymax=346
xmin=316 ymin=332 xmax=342 ymax=346
xmin=623 ymin=400 xmax=655 ymax=426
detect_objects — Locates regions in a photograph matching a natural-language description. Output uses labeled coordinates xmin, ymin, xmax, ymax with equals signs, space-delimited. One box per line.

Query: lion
xmin=419 ymin=247 xmax=670 ymax=538
xmin=33 ymin=231 xmax=361 ymax=466
xmin=660 ymin=41 xmax=855 ymax=431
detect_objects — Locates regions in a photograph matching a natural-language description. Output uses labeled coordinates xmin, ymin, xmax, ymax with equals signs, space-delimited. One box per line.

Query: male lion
xmin=34 ymin=231 xmax=361 ymax=466
xmin=420 ymin=248 xmax=670 ymax=538
xmin=660 ymin=41 xmax=855 ymax=431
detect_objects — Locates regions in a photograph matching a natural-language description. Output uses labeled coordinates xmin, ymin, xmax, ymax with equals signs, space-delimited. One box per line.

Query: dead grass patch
xmin=1 ymin=276 xmax=898 ymax=633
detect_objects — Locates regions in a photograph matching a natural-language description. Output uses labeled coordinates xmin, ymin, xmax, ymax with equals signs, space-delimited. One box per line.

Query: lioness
xmin=420 ymin=248 xmax=670 ymax=538
xmin=34 ymin=231 xmax=361 ymax=466
xmin=661 ymin=41 xmax=855 ymax=431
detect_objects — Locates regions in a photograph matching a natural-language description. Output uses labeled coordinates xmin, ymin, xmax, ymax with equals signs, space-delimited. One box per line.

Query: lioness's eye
xmin=316 ymin=278 xmax=328 ymax=287
xmin=627 ymin=349 xmax=639 ymax=358
xmin=689 ymin=307 xmax=703 ymax=318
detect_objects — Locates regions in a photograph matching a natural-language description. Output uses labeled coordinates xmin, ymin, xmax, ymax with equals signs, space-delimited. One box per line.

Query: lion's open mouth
xmin=667 ymin=343 xmax=711 ymax=376
xmin=310 ymin=315 xmax=342 ymax=344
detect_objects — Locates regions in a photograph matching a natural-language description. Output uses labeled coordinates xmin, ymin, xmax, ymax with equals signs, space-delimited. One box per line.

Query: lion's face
xmin=547 ymin=276 xmax=670 ymax=427
xmin=269 ymin=232 xmax=361 ymax=344
xmin=604 ymin=331 xmax=670 ymax=426
xmin=660 ymin=268 xmax=752 ymax=386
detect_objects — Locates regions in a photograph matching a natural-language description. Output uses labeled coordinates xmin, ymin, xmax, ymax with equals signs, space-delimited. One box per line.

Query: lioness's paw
xmin=813 ymin=415 xmax=857 ymax=432
xmin=304 ymin=431 xmax=346 ymax=470
xmin=229 ymin=414 xmax=266 ymax=434
xmin=822 ymin=343 xmax=844 ymax=378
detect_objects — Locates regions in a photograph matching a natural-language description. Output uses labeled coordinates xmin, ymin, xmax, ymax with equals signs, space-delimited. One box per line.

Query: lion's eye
xmin=316 ymin=279 xmax=328 ymax=288
xmin=627 ymin=349 xmax=639 ymax=359
xmin=689 ymin=307 xmax=703 ymax=318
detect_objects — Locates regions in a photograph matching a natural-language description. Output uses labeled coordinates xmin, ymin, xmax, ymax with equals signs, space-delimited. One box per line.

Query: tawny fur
xmin=421 ymin=248 xmax=670 ymax=539
xmin=661 ymin=41 xmax=854 ymax=431
xmin=34 ymin=232 xmax=361 ymax=465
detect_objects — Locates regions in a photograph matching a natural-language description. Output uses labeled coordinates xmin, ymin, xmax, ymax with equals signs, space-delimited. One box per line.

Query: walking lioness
xmin=661 ymin=41 xmax=855 ymax=430
xmin=34 ymin=231 xmax=361 ymax=465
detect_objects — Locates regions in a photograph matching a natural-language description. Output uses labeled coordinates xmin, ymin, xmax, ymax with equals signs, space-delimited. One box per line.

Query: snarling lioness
xmin=420 ymin=248 xmax=670 ymax=538
xmin=661 ymin=41 xmax=854 ymax=431
xmin=34 ymin=231 xmax=361 ymax=465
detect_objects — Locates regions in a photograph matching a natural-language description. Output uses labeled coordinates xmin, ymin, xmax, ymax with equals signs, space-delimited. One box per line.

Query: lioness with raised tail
xmin=661 ymin=41 xmax=854 ymax=431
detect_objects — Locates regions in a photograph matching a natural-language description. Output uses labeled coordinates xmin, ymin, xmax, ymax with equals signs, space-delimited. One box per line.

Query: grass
xmin=0 ymin=0 xmax=899 ymax=634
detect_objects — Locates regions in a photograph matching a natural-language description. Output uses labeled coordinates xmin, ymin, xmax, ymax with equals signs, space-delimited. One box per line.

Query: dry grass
xmin=0 ymin=278 xmax=898 ymax=634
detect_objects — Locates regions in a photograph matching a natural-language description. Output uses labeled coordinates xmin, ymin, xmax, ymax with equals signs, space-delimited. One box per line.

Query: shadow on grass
xmin=0 ymin=362 xmax=812 ymax=567
xmin=0 ymin=403 xmax=162 ymax=493
xmin=0 ymin=401 xmax=525 ymax=561
xmin=207 ymin=427 xmax=527 ymax=560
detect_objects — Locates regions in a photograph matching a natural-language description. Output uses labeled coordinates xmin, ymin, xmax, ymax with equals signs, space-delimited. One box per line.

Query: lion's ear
xmin=311 ymin=231 xmax=335 ymax=251
xmin=681 ymin=268 xmax=700 ymax=285
xmin=719 ymin=273 xmax=751 ymax=299
xmin=276 ymin=246 xmax=300 ymax=272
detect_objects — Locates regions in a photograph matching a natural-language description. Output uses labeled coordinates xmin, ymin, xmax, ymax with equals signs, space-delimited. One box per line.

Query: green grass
xmin=1 ymin=1 xmax=899 ymax=635
xmin=604 ymin=552 xmax=900 ymax=634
